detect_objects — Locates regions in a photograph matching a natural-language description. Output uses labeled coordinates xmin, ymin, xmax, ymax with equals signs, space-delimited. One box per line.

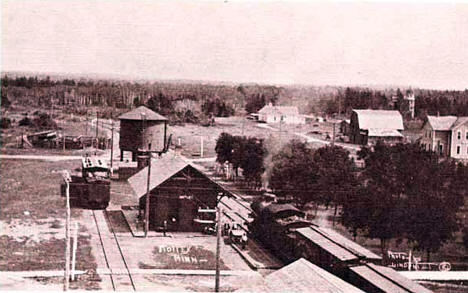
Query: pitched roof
xmin=128 ymin=155 xmax=189 ymax=198
xmin=316 ymin=227 xmax=382 ymax=260
xmin=450 ymin=117 xmax=468 ymax=130
xmin=296 ymin=227 xmax=358 ymax=262
xmin=426 ymin=115 xmax=457 ymax=131
xmin=128 ymin=154 xmax=234 ymax=199
xmin=351 ymin=264 xmax=433 ymax=293
xmin=367 ymin=128 xmax=404 ymax=137
xmin=353 ymin=110 xmax=404 ymax=131
xmin=266 ymin=258 xmax=364 ymax=293
xmin=258 ymin=104 xmax=299 ymax=116
xmin=118 ymin=106 xmax=168 ymax=121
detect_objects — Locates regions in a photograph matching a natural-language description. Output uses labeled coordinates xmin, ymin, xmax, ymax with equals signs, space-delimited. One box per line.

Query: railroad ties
xmin=92 ymin=210 xmax=135 ymax=291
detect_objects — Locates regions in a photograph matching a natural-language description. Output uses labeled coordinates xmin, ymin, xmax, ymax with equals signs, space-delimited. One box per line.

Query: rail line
xmin=92 ymin=210 xmax=136 ymax=291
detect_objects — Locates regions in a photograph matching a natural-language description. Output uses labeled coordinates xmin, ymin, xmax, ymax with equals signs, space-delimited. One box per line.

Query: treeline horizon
xmin=2 ymin=74 xmax=468 ymax=123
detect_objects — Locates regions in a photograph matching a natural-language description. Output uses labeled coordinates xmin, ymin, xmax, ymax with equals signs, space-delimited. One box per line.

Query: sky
xmin=2 ymin=1 xmax=468 ymax=89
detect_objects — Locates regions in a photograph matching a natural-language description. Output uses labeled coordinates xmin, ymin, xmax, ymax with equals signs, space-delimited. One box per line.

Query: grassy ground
xmin=170 ymin=117 xmax=310 ymax=159
xmin=0 ymin=158 xmax=101 ymax=289
xmin=0 ymin=159 xmax=83 ymax=221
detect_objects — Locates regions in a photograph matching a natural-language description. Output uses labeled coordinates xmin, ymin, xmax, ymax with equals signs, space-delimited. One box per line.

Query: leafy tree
xmin=245 ymin=93 xmax=266 ymax=114
xmin=313 ymin=145 xmax=358 ymax=224
xmin=350 ymin=142 xmax=465 ymax=261
xmin=1 ymin=91 xmax=11 ymax=109
xmin=147 ymin=93 xmax=174 ymax=117
xmin=240 ymin=137 xmax=266 ymax=188
xmin=270 ymin=139 xmax=319 ymax=207
xmin=215 ymin=132 xmax=236 ymax=164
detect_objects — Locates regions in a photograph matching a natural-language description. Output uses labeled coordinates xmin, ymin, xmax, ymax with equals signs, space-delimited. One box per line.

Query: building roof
xmin=353 ymin=110 xmax=404 ymax=131
xmin=266 ymin=258 xmax=364 ymax=293
xmin=128 ymin=155 xmax=188 ymax=198
xmin=296 ymin=227 xmax=358 ymax=262
xmin=367 ymin=128 xmax=404 ymax=137
xmin=118 ymin=106 xmax=168 ymax=121
xmin=263 ymin=203 xmax=304 ymax=218
xmin=426 ymin=115 xmax=458 ymax=131
xmin=128 ymin=154 xmax=234 ymax=199
xmin=315 ymin=227 xmax=382 ymax=260
xmin=258 ymin=103 xmax=299 ymax=116
xmin=450 ymin=117 xmax=468 ymax=130
xmin=351 ymin=264 xmax=433 ymax=293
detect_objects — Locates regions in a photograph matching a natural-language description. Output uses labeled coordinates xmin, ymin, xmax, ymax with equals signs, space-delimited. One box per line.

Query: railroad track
xmin=92 ymin=210 xmax=136 ymax=291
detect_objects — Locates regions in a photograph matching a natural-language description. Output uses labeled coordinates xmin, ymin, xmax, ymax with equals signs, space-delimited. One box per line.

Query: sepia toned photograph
xmin=1 ymin=1 xmax=467 ymax=292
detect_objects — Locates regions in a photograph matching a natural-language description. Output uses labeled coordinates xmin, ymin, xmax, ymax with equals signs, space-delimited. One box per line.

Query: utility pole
xmin=85 ymin=111 xmax=88 ymax=136
xmin=95 ymin=111 xmax=99 ymax=138
xmin=62 ymin=171 xmax=71 ymax=291
xmin=110 ymin=121 xmax=114 ymax=175
xmin=71 ymin=222 xmax=78 ymax=281
xmin=215 ymin=206 xmax=222 ymax=292
xmin=144 ymin=155 xmax=151 ymax=237
xmin=200 ymin=136 xmax=204 ymax=158
xmin=141 ymin=113 xmax=152 ymax=237
xmin=331 ymin=122 xmax=336 ymax=146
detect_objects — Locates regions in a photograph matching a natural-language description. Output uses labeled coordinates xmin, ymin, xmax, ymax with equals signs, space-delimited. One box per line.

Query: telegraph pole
xmin=110 ymin=121 xmax=114 ymax=174
xmin=141 ymin=113 xmax=152 ymax=237
xmin=95 ymin=111 xmax=99 ymax=138
xmin=144 ymin=155 xmax=151 ymax=237
xmin=62 ymin=171 xmax=71 ymax=291
xmin=215 ymin=206 xmax=222 ymax=292
xmin=331 ymin=122 xmax=336 ymax=146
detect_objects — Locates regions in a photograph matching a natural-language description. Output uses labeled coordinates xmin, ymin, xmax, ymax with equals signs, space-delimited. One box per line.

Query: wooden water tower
xmin=118 ymin=106 xmax=168 ymax=161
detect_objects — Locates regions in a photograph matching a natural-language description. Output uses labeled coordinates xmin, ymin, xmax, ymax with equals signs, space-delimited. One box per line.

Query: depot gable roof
xmin=128 ymin=154 xmax=233 ymax=199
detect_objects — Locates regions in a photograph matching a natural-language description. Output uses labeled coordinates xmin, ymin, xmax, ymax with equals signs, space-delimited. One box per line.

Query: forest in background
xmin=1 ymin=73 xmax=468 ymax=124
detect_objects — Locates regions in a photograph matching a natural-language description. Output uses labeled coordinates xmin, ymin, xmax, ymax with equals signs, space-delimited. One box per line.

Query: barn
xmin=128 ymin=154 xmax=233 ymax=232
xmin=349 ymin=110 xmax=404 ymax=145
xmin=118 ymin=106 xmax=168 ymax=161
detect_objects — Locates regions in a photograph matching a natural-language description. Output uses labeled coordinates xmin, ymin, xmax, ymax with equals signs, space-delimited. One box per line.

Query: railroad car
xmin=61 ymin=156 xmax=110 ymax=209
xmin=250 ymin=200 xmax=432 ymax=293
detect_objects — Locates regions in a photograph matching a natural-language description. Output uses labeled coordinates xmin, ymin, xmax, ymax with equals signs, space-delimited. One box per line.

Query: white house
xmin=420 ymin=115 xmax=468 ymax=160
xmin=257 ymin=103 xmax=305 ymax=124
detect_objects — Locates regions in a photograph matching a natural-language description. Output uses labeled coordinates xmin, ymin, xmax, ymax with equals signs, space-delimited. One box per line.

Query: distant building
xmin=405 ymin=92 xmax=416 ymax=119
xmin=349 ymin=110 xmax=404 ymax=145
xmin=128 ymin=155 xmax=232 ymax=232
xmin=420 ymin=115 xmax=468 ymax=160
xmin=340 ymin=119 xmax=350 ymax=136
xmin=258 ymin=103 xmax=305 ymax=124
xmin=118 ymin=106 xmax=168 ymax=161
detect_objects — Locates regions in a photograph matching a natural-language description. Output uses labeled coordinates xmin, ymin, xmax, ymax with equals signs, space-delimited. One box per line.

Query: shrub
xmin=19 ymin=116 xmax=32 ymax=126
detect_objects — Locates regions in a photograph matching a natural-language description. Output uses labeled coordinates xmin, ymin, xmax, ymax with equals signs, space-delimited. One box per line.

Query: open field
xmin=0 ymin=158 xmax=101 ymax=289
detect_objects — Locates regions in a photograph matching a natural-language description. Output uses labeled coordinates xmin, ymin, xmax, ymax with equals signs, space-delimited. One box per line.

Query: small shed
xmin=128 ymin=154 xmax=232 ymax=232
xmin=265 ymin=258 xmax=364 ymax=292
xmin=118 ymin=106 xmax=168 ymax=161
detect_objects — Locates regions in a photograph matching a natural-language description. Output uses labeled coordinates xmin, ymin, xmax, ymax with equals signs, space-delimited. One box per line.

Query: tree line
xmin=324 ymin=87 xmax=468 ymax=119
xmin=215 ymin=132 xmax=468 ymax=261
